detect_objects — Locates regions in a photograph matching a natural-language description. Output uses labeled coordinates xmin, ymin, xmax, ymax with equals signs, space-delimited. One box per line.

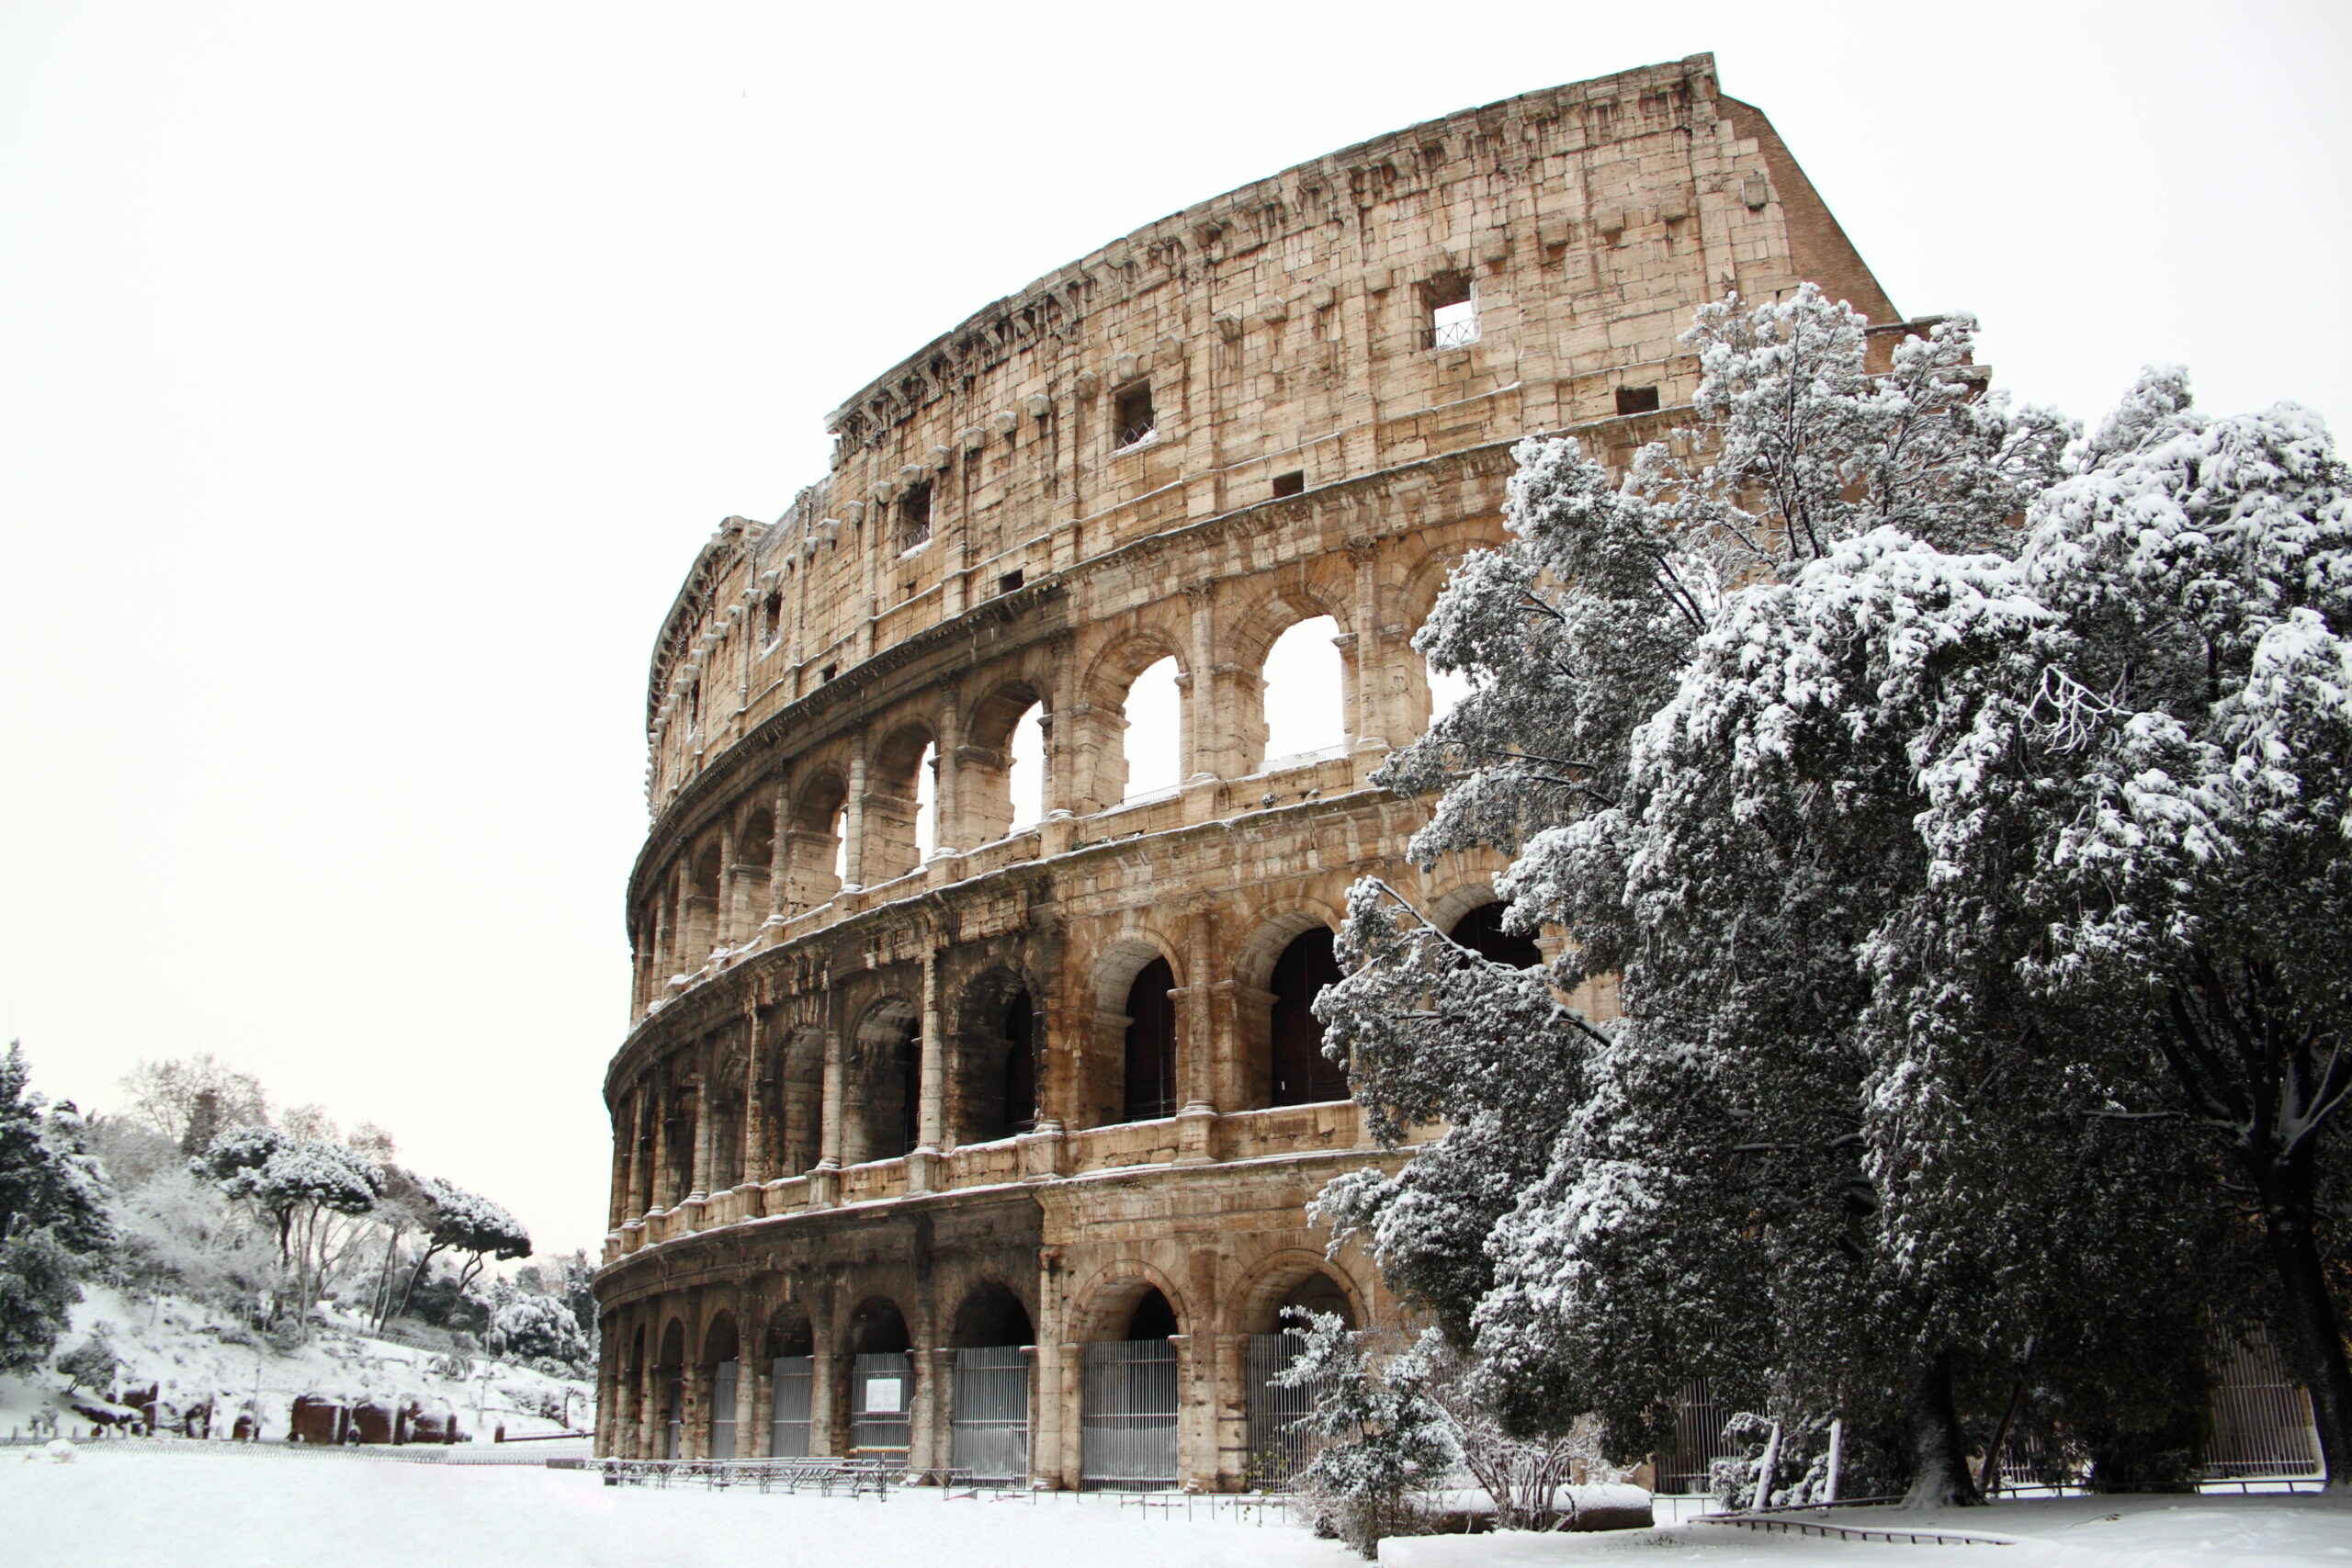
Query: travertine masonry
xmin=595 ymin=53 xmax=1907 ymax=1489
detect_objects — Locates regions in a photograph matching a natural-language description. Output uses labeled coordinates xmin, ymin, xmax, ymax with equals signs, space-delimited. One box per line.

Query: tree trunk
xmin=2256 ymin=1154 xmax=2352 ymax=1492
xmin=1902 ymin=1348 xmax=1980 ymax=1509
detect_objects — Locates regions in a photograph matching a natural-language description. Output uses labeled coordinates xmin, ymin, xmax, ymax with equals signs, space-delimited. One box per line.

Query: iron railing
xmin=770 ymin=1355 xmax=813 ymax=1459
xmin=950 ymin=1346 xmax=1029 ymax=1483
xmin=709 ymin=1359 xmax=739 ymax=1459
xmin=1080 ymin=1339 xmax=1179 ymax=1489
xmin=851 ymin=1350 xmax=913 ymax=1459
xmin=1245 ymin=1330 xmax=1321 ymax=1489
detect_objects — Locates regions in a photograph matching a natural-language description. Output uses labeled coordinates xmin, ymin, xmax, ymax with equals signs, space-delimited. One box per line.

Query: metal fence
xmin=663 ymin=1375 xmax=683 ymax=1461
xmin=2210 ymin=1332 xmax=2324 ymax=1479
xmin=950 ymin=1347 xmax=1028 ymax=1483
xmin=1080 ymin=1339 xmax=1179 ymax=1490
xmin=1245 ymin=1331 xmax=1321 ymax=1489
xmin=851 ymin=1351 xmax=913 ymax=1459
xmin=709 ymin=1360 xmax=739 ymax=1460
xmin=1657 ymin=1380 xmax=1737 ymax=1495
xmin=770 ymin=1356 xmax=813 ymax=1459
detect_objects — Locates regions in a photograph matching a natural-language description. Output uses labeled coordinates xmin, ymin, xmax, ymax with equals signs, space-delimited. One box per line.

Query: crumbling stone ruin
xmin=595 ymin=54 xmax=1908 ymax=1489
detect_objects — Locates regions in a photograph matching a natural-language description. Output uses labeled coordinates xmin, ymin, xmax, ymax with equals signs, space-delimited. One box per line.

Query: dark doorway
xmin=1122 ymin=959 xmax=1177 ymax=1122
xmin=1270 ymin=927 xmax=1348 ymax=1105
xmin=1001 ymin=989 xmax=1036 ymax=1136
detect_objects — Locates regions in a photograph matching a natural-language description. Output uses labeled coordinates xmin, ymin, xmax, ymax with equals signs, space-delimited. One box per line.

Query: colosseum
xmin=594 ymin=52 xmax=1905 ymax=1490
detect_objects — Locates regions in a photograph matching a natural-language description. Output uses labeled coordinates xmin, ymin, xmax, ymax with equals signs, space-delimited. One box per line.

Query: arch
xmin=1121 ymin=957 xmax=1178 ymax=1123
xmin=950 ymin=1282 xmax=1035 ymax=1348
xmin=963 ymin=679 xmax=1049 ymax=848
xmin=1231 ymin=904 xmax=1343 ymax=1108
xmin=1079 ymin=628 xmax=1188 ymax=809
xmin=1399 ymin=546 xmax=1479 ymax=738
xmin=846 ymin=1296 xmax=912 ymax=1355
xmin=786 ymin=767 xmax=848 ymax=911
xmin=691 ymin=840 xmax=723 ymax=898
xmin=865 ymin=719 xmax=938 ymax=884
xmin=1236 ymin=1256 xmax=1363 ymax=1336
xmin=954 ymin=967 xmax=1038 ymax=1145
xmin=702 ymin=1311 xmax=741 ymax=1365
xmin=1070 ymin=1268 xmax=1190 ymax=1344
xmin=1220 ymin=583 xmax=1352 ymax=777
xmin=1258 ymin=615 xmax=1348 ymax=768
xmin=1269 ymin=927 xmax=1348 ymax=1106
xmin=657 ymin=1318 xmax=686 ymax=1369
xmin=1451 ymin=900 xmax=1544 ymax=970
xmin=849 ymin=998 xmax=921 ymax=1164
xmin=777 ymin=1025 xmax=826 ymax=1177
xmin=762 ymin=1304 xmax=813 ymax=1359
xmin=738 ymin=806 xmax=775 ymax=871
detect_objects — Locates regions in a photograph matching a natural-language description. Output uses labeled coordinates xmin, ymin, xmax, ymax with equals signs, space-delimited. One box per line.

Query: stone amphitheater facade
xmin=594 ymin=53 xmax=1904 ymax=1487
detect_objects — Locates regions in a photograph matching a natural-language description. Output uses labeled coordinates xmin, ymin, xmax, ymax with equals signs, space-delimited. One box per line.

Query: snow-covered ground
xmin=0 ymin=1285 xmax=591 ymax=1443
xmin=1384 ymin=1495 xmax=2352 ymax=1567
xmin=3 ymin=1446 xmax=1356 ymax=1567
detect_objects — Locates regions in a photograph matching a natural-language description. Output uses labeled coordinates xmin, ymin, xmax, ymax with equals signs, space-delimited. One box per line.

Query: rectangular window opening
xmin=1114 ymin=381 xmax=1156 ymax=448
xmin=898 ymin=479 xmax=933 ymax=550
xmin=761 ymin=591 xmax=784 ymax=646
xmin=1272 ymin=470 xmax=1306 ymax=499
xmin=820 ymin=663 xmax=838 ymax=683
xmin=1615 ymin=384 xmax=1661 ymax=416
xmin=998 ymin=569 xmax=1024 ymax=596
xmin=1424 ymin=271 xmax=1476 ymax=349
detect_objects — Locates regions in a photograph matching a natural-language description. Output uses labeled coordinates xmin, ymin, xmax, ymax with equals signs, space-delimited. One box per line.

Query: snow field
xmin=1381 ymin=1495 xmax=2352 ymax=1568
xmin=2 ymin=1447 xmax=1359 ymax=1568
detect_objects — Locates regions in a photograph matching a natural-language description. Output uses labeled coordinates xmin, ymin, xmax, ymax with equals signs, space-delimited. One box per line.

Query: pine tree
xmin=0 ymin=1043 xmax=114 ymax=1371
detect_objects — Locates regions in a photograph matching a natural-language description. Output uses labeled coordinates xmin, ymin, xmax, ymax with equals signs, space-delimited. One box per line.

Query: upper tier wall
xmin=640 ymin=52 xmax=1893 ymax=818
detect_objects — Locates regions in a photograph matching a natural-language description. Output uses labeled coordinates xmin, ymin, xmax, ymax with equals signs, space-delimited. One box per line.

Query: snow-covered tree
xmin=197 ymin=1124 xmax=382 ymax=1333
xmin=489 ymin=1292 xmax=591 ymax=1371
xmin=1317 ymin=294 xmax=2315 ymax=1506
xmin=1905 ymin=369 xmax=2352 ymax=1484
xmin=0 ymin=1043 xmax=113 ymax=1371
xmin=1275 ymin=1312 xmax=1457 ymax=1557
xmin=393 ymin=1178 xmax=529 ymax=1320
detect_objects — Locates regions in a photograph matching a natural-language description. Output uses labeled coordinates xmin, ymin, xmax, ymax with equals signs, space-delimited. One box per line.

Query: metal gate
xmin=951 ymin=1346 xmax=1030 ymax=1482
xmin=1657 ymin=1381 xmax=1736 ymax=1495
xmin=770 ymin=1355 xmax=813 ymax=1458
xmin=708 ymin=1359 xmax=739 ymax=1459
xmin=2210 ymin=1332 xmax=2324 ymax=1478
xmin=662 ymin=1374 xmax=683 ymax=1460
xmin=1081 ymin=1339 xmax=1179 ymax=1489
xmin=851 ymin=1350 xmax=913 ymax=1460
xmin=1246 ymin=1330 xmax=1320 ymax=1488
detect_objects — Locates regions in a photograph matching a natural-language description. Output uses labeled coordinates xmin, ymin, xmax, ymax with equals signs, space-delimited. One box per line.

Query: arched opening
xmin=847 ymin=1298 xmax=912 ymax=1461
xmin=967 ymin=683 xmax=1049 ymax=846
xmin=1081 ymin=1285 xmax=1180 ymax=1489
xmin=1121 ymin=959 xmax=1178 ymax=1123
xmin=704 ymin=1314 xmax=741 ymax=1459
xmin=688 ymin=841 xmax=724 ymax=962
xmin=852 ymin=1003 xmax=922 ymax=1164
xmin=706 ymin=1060 xmax=745 ymax=1190
xmin=950 ymin=1284 xmax=1034 ymax=1482
xmin=1001 ymin=989 xmax=1036 ymax=1136
xmin=786 ymin=771 xmax=847 ymax=911
xmin=914 ymin=740 xmax=939 ymax=861
xmin=764 ymin=1309 xmax=814 ymax=1458
xmin=1122 ymin=657 xmax=1182 ymax=801
xmin=735 ymin=807 xmax=775 ymax=936
xmin=1008 ymin=705 xmax=1046 ymax=831
xmin=1248 ymin=1270 xmax=1358 ymax=1486
xmin=656 ymin=1320 xmax=686 ymax=1461
xmin=778 ymin=1027 xmax=825 ymax=1178
xmin=1269 ymin=927 xmax=1349 ymax=1106
xmin=1260 ymin=615 xmax=1346 ymax=768
xmin=1451 ymin=902 xmax=1544 ymax=969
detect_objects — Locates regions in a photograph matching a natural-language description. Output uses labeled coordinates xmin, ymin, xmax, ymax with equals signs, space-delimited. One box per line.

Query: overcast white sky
xmin=3 ymin=2 xmax=2345 ymax=1255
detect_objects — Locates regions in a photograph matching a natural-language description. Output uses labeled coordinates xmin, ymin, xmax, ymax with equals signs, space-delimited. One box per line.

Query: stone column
xmin=682 ymin=1359 xmax=706 ymax=1461
xmin=931 ymin=685 xmax=964 ymax=857
xmin=1057 ymin=1341 xmax=1086 ymax=1489
xmin=1214 ymin=1331 xmax=1249 ymax=1491
xmin=817 ymin=1003 xmax=846 ymax=1185
xmin=646 ymin=1076 xmax=673 ymax=1215
xmin=768 ymin=768 xmax=792 ymax=921
xmin=911 ymin=1346 xmax=953 ymax=1473
xmin=1183 ymin=580 xmax=1216 ymax=780
xmin=809 ymin=1292 xmax=841 ymax=1457
xmin=714 ymin=821 xmax=738 ymax=948
xmin=651 ymin=878 xmax=676 ymax=987
xmin=916 ymin=936 xmax=946 ymax=1154
xmin=842 ymin=738 xmax=869 ymax=889
xmin=749 ymin=1315 xmax=775 ymax=1458
xmin=741 ymin=1005 xmax=770 ymax=1186
xmin=733 ymin=1344 xmax=758 ymax=1459
xmin=688 ymin=1041 xmax=715 ymax=1204
xmin=1346 ymin=536 xmax=1386 ymax=750
xmin=1181 ymin=909 xmax=1216 ymax=1113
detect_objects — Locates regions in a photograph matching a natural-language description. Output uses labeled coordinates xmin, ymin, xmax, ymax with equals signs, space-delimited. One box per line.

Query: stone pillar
xmin=651 ymin=877 xmax=676 ymax=986
xmin=931 ymin=685 xmax=963 ymax=857
xmin=768 ymin=769 xmax=792 ymax=921
xmin=714 ymin=822 xmax=738 ymax=948
xmin=1057 ymin=1341 xmax=1086 ymax=1489
xmin=917 ymin=937 xmax=945 ymax=1153
xmin=817 ymin=1004 xmax=846 ymax=1182
xmin=842 ymin=739 xmax=869 ymax=889
xmin=912 ymin=1346 xmax=954 ymax=1472
xmin=741 ymin=1005 xmax=770 ymax=1186
xmin=646 ymin=1077 xmax=673 ymax=1214
xmin=1182 ymin=580 xmax=1216 ymax=780
xmin=733 ymin=1343 xmax=758 ymax=1459
xmin=749 ymin=1319 xmax=775 ymax=1458
xmin=1214 ymin=1331 xmax=1249 ymax=1491
xmin=1346 ymin=536 xmax=1386 ymax=750
xmin=682 ymin=1359 xmax=706 ymax=1461
xmin=688 ymin=1042 xmax=715 ymax=1203
xmin=1181 ymin=910 xmax=1216 ymax=1113
xmin=809 ymin=1311 xmax=840 ymax=1458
